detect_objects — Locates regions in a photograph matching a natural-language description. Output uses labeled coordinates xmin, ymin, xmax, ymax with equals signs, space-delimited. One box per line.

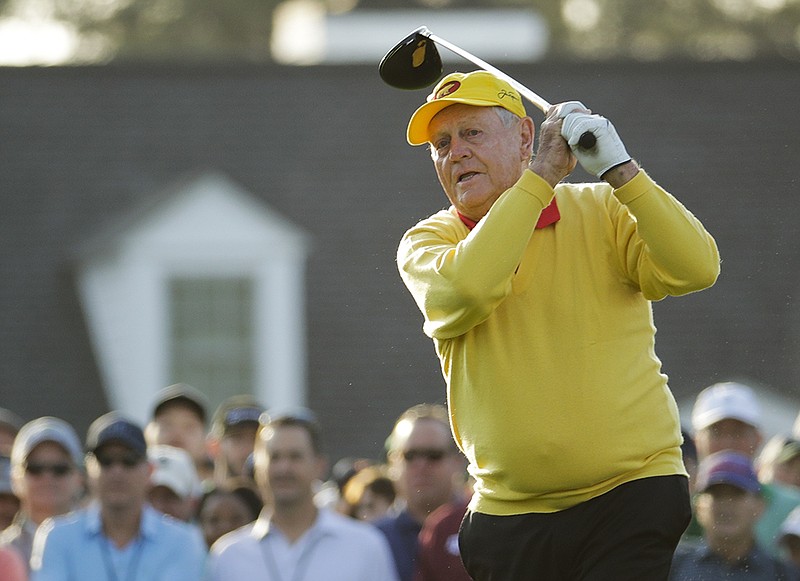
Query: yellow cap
xmin=406 ymin=71 xmax=527 ymax=146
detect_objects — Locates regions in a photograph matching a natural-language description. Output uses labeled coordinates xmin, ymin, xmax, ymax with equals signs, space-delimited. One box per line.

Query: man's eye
xmin=466 ymin=129 xmax=480 ymax=137
xmin=434 ymin=138 xmax=449 ymax=151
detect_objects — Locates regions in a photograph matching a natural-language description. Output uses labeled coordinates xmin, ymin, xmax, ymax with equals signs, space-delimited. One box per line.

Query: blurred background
xmin=1 ymin=0 xmax=799 ymax=464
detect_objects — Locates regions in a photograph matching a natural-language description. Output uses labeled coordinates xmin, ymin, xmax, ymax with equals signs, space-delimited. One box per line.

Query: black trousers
xmin=458 ymin=475 xmax=691 ymax=581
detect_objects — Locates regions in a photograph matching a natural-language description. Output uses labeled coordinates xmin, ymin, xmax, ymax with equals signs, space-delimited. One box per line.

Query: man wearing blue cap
xmin=30 ymin=412 xmax=206 ymax=581
xmin=396 ymin=70 xmax=720 ymax=579
xmin=669 ymin=451 xmax=800 ymax=580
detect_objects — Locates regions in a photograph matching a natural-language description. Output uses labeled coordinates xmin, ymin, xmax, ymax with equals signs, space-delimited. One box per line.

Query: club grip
xmin=578 ymin=131 xmax=596 ymax=150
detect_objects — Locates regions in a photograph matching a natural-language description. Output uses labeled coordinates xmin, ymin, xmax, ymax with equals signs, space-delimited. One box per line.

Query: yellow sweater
xmin=397 ymin=169 xmax=720 ymax=515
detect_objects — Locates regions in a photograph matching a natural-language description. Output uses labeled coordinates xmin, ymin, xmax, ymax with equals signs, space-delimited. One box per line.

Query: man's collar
xmin=457 ymin=198 xmax=560 ymax=231
xmin=251 ymin=508 xmax=339 ymax=542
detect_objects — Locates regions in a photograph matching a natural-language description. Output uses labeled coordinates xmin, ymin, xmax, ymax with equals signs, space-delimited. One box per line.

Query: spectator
xmin=374 ymin=404 xmax=467 ymax=581
xmin=414 ymin=498 xmax=471 ymax=581
xmin=1 ymin=418 xmax=84 ymax=569
xmin=30 ymin=412 xmax=206 ymax=580
xmin=0 ymin=408 xmax=23 ymax=455
xmin=0 ymin=455 xmax=20 ymax=530
xmin=144 ymin=383 xmax=212 ymax=482
xmin=207 ymin=395 xmax=264 ymax=486
xmin=780 ymin=506 xmax=800 ymax=568
xmin=147 ymin=444 xmax=201 ymax=522
xmin=669 ymin=451 xmax=800 ymax=580
xmin=691 ymin=382 xmax=800 ymax=553
xmin=757 ymin=435 xmax=800 ymax=490
xmin=196 ymin=478 xmax=262 ymax=548
xmin=206 ymin=408 xmax=398 ymax=581
xmin=342 ymin=465 xmax=396 ymax=522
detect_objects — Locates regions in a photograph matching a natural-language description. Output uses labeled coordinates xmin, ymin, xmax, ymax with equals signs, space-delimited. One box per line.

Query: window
xmin=170 ymin=277 xmax=254 ymax=406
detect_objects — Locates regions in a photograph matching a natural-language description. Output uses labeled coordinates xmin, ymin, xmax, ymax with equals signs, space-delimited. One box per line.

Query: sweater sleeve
xmin=397 ymin=170 xmax=554 ymax=339
xmin=612 ymin=170 xmax=720 ymax=300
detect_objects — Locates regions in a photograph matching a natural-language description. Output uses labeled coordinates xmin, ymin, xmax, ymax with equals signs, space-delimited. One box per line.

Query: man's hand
xmin=560 ymin=105 xmax=633 ymax=180
xmin=529 ymin=104 xmax=578 ymax=188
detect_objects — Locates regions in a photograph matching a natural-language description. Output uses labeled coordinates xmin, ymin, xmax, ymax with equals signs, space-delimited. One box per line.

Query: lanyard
xmin=259 ymin=530 xmax=323 ymax=581
xmin=99 ymin=535 xmax=145 ymax=581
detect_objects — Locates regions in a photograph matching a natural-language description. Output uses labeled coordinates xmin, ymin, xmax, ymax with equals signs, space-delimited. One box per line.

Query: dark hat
xmin=0 ymin=408 xmax=23 ymax=434
xmin=151 ymin=383 xmax=209 ymax=424
xmin=211 ymin=395 xmax=265 ymax=437
xmin=695 ymin=450 xmax=761 ymax=495
xmin=86 ymin=412 xmax=147 ymax=457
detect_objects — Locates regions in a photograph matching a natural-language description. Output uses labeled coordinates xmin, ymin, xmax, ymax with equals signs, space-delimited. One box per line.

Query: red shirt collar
xmin=458 ymin=198 xmax=560 ymax=231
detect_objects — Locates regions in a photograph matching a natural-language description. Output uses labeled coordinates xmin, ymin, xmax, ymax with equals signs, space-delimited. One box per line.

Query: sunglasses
xmin=402 ymin=449 xmax=450 ymax=463
xmin=93 ymin=452 xmax=144 ymax=469
xmin=25 ymin=462 xmax=74 ymax=477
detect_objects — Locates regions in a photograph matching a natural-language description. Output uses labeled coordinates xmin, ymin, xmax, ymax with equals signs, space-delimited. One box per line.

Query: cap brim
xmin=407 ymin=97 xmax=509 ymax=146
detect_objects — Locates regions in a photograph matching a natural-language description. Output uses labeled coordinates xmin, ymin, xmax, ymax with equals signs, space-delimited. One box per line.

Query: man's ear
xmin=206 ymin=435 xmax=220 ymax=460
xmin=519 ymin=116 xmax=535 ymax=161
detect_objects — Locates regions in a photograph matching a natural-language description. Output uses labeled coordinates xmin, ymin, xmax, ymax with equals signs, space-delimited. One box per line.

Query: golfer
xmin=396 ymin=71 xmax=720 ymax=580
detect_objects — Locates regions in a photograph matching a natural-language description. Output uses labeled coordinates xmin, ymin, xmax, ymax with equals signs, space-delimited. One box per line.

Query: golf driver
xmin=379 ymin=26 xmax=596 ymax=150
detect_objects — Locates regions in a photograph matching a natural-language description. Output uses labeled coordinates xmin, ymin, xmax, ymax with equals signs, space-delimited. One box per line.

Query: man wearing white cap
xmin=396 ymin=70 xmax=720 ymax=579
xmin=0 ymin=417 xmax=84 ymax=570
xmin=147 ymin=445 xmax=201 ymax=523
xmin=691 ymin=381 xmax=800 ymax=555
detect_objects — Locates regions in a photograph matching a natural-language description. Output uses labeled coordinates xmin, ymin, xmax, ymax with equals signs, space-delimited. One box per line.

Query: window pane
xmin=169 ymin=277 xmax=254 ymax=408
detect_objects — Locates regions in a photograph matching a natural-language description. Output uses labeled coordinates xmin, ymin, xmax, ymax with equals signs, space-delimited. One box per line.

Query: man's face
xmin=428 ymin=104 xmax=533 ymax=221
xmin=148 ymin=485 xmax=193 ymax=522
xmin=146 ymin=404 xmax=207 ymax=464
xmin=219 ymin=423 xmax=258 ymax=478
xmin=695 ymin=483 xmax=763 ymax=544
xmin=256 ymin=425 xmax=324 ymax=509
xmin=390 ymin=418 xmax=464 ymax=518
xmin=88 ymin=443 xmax=151 ymax=512
xmin=14 ymin=441 xmax=82 ymax=519
xmin=199 ymin=492 xmax=257 ymax=548
xmin=695 ymin=419 xmax=762 ymax=459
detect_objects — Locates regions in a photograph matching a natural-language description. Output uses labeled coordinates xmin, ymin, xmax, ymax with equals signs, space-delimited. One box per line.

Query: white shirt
xmin=206 ymin=508 xmax=399 ymax=581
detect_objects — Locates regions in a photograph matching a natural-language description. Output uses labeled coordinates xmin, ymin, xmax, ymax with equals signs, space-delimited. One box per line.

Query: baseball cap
xmin=151 ymin=383 xmax=209 ymax=424
xmin=211 ymin=395 xmax=265 ymax=437
xmin=86 ymin=412 xmax=147 ymax=457
xmin=12 ymin=416 xmax=83 ymax=468
xmin=691 ymin=382 xmax=761 ymax=432
xmin=148 ymin=445 xmax=201 ymax=500
xmin=780 ymin=506 xmax=800 ymax=542
xmin=695 ymin=450 xmax=761 ymax=495
xmin=406 ymin=70 xmax=527 ymax=146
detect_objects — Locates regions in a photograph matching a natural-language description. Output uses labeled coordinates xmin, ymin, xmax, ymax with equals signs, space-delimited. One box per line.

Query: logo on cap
xmin=434 ymin=81 xmax=461 ymax=100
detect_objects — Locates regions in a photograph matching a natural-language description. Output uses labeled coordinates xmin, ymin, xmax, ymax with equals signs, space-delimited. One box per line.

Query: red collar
xmin=458 ymin=198 xmax=560 ymax=231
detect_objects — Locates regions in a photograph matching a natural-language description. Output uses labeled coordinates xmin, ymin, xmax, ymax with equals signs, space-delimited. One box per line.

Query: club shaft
xmin=420 ymin=28 xmax=551 ymax=114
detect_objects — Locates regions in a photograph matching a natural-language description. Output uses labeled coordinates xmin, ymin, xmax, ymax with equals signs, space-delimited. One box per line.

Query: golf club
xmin=379 ymin=26 xmax=596 ymax=150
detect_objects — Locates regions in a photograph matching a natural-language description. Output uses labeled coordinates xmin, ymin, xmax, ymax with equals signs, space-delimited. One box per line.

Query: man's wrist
xmin=602 ymin=160 xmax=640 ymax=189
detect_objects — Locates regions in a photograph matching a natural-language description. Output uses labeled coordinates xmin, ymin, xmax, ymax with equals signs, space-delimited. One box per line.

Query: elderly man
xmin=396 ymin=70 xmax=720 ymax=579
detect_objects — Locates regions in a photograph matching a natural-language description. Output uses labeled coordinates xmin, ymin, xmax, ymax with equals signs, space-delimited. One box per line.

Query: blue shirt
xmin=30 ymin=503 xmax=207 ymax=581
xmin=206 ymin=508 xmax=398 ymax=581
xmin=669 ymin=540 xmax=800 ymax=580
xmin=374 ymin=508 xmax=423 ymax=581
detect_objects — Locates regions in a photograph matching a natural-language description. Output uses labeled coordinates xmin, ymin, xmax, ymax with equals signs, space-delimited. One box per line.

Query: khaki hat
xmin=406 ymin=71 xmax=527 ymax=146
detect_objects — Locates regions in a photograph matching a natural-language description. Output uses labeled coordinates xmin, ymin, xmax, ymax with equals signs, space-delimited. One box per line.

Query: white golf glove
xmin=559 ymin=102 xmax=631 ymax=178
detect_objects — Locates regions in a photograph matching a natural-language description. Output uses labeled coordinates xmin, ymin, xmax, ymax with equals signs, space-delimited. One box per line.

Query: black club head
xmin=379 ymin=27 xmax=443 ymax=90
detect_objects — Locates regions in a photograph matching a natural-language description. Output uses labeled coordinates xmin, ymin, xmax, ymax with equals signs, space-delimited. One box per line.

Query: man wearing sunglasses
xmin=374 ymin=404 xmax=467 ymax=581
xmin=1 ymin=417 xmax=84 ymax=572
xmin=30 ymin=412 xmax=206 ymax=581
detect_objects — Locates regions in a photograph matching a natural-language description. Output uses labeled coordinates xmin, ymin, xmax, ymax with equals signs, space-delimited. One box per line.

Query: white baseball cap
xmin=691 ymin=382 xmax=761 ymax=432
xmin=148 ymin=445 xmax=200 ymax=500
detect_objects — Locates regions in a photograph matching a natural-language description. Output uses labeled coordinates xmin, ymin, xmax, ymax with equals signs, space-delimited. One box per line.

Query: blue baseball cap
xmin=695 ymin=450 xmax=761 ymax=495
xmin=86 ymin=412 xmax=147 ymax=457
